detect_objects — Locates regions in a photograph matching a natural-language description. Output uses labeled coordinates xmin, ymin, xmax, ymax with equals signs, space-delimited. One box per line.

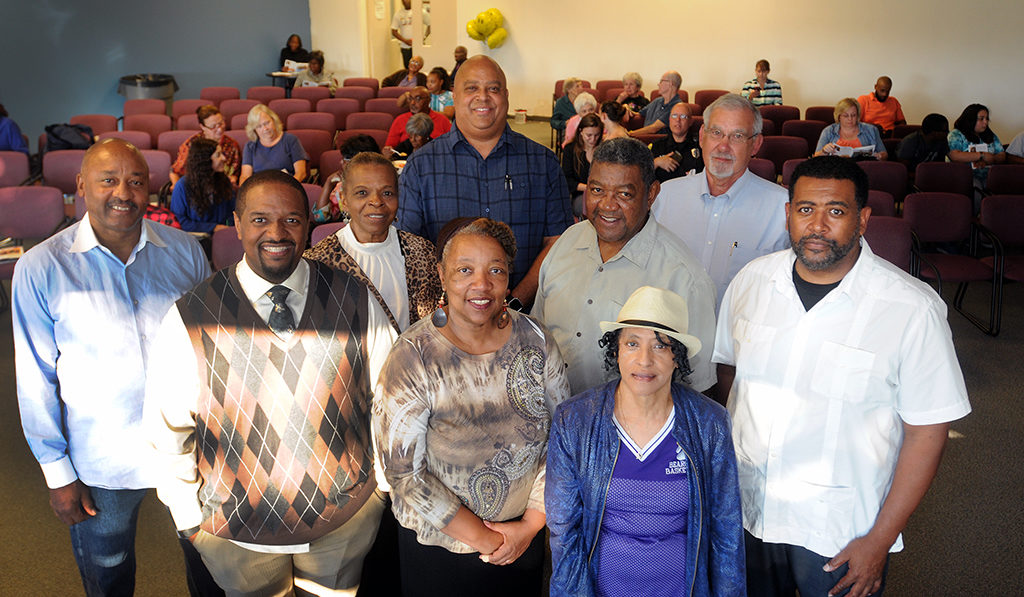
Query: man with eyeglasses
xmin=652 ymin=93 xmax=789 ymax=318
xmin=628 ymin=71 xmax=683 ymax=136
xmin=171 ymin=105 xmax=241 ymax=186
xmin=651 ymin=102 xmax=704 ymax=183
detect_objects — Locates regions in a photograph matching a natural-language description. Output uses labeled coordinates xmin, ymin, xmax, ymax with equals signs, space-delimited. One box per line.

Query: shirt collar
xmin=70 ymin=213 xmax=168 ymax=257
xmin=701 ymin=167 xmax=755 ymax=201
xmin=770 ymin=237 xmax=875 ymax=303
xmin=448 ymin=123 xmax=513 ymax=156
xmin=235 ymin=257 xmax=310 ymax=307
xmin=569 ymin=215 xmax=658 ymax=268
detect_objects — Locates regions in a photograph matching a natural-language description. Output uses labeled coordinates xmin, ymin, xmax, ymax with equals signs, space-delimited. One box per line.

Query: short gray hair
xmin=622 ymin=72 xmax=642 ymax=87
xmin=563 ymin=77 xmax=581 ymax=94
xmin=704 ymin=93 xmax=763 ymax=136
xmin=405 ymin=113 xmax=434 ymax=138
xmin=592 ymin=137 xmax=656 ymax=188
xmin=573 ymin=92 xmax=597 ymax=113
xmin=663 ymin=71 xmax=682 ymax=90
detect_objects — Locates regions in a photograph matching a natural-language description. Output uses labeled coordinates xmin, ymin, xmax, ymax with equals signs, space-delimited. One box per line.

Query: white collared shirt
xmin=235 ymin=258 xmax=309 ymax=341
xmin=713 ymin=240 xmax=971 ymax=557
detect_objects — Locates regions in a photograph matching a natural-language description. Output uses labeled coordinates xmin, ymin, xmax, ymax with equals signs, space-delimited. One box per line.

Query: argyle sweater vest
xmin=177 ymin=260 xmax=376 ymax=545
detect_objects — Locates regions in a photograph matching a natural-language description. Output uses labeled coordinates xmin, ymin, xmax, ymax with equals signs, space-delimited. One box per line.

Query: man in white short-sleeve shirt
xmin=713 ymin=156 xmax=970 ymax=597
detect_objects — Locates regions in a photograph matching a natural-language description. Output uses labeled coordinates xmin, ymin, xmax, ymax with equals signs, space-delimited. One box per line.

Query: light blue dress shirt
xmin=653 ymin=169 xmax=791 ymax=309
xmin=12 ymin=215 xmax=209 ymax=490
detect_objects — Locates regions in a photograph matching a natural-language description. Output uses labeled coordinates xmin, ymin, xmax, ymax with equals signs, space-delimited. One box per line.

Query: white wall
xmin=415 ymin=0 xmax=1023 ymax=138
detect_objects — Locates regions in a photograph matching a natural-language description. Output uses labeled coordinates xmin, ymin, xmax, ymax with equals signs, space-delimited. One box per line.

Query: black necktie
xmin=267 ymin=285 xmax=295 ymax=335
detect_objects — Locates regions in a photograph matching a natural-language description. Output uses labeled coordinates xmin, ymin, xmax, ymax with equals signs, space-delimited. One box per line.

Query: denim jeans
xmin=68 ymin=487 xmax=147 ymax=597
xmin=745 ymin=531 xmax=890 ymax=597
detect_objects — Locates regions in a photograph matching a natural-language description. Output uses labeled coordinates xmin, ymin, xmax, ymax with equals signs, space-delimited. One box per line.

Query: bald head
xmin=874 ymin=76 xmax=893 ymax=102
xmin=82 ymin=137 xmax=148 ymax=177
xmin=453 ymin=56 xmax=509 ymax=146
xmin=77 ymin=138 xmax=151 ymax=252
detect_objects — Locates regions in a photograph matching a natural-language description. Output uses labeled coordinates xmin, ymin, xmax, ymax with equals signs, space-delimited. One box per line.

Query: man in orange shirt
xmin=858 ymin=76 xmax=906 ymax=136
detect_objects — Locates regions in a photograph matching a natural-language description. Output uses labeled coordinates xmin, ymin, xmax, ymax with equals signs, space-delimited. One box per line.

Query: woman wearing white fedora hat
xmin=546 ymin=286 xmax=746 ymax=596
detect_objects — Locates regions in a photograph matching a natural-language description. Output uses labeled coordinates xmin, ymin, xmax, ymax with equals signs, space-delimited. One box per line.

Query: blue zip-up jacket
xmin=545 ymin=380 xmax=745 ymax=596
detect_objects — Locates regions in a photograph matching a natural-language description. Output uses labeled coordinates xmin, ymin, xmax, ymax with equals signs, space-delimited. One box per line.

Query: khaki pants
xmin=193 ymin=490 xmax=386 ymax=597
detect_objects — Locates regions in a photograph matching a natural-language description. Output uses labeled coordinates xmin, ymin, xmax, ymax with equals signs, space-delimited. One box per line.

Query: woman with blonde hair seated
xmin=239 ymin=104 xmax=308 ymax=184
xmin=814 ymin=98 xmax=887 ymax=160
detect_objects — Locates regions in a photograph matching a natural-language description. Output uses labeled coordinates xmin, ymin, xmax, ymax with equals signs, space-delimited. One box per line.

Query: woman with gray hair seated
xmin=562 ymin=91 xmax=598 ymax=148
xmin=615 ymin=72 xmax=650 ymax=112
xmin=389 ymin=112 xmax=434 ymax=160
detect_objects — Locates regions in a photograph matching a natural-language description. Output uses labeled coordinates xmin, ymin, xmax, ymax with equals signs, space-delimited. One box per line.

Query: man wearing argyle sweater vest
xmin=146 ymin=171 xmax=397 ymax=596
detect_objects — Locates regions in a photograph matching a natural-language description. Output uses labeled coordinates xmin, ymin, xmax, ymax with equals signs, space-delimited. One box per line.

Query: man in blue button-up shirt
xmin=397 ymin=55 xmax=572 ymax=308
xmin=12 ymin=139 xmax=210 ymax=595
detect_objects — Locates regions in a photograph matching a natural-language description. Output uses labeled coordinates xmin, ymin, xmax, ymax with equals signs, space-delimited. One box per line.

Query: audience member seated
xmin=650 ymin=102 xmax=703 ymax=183
xmin=426 ymin=67 xmax=454 ymax=119
xmin=306 ymin=151 xmax=440 ymax=331
xmin=171 ymin=105 xmax=241 ymax=186
xmin=1007 ymin=131 xmax=1024 ymax=164
xmin=381 ymin=55 xmax=427 ymax=88
xmin=629 ymin=71 xmax=683 ymax=136
xmin=0 ymin=103 xmax=28 ymax=154
xmin=551 ymin=77 xmax=583 ymax=133
xmin=947 ymin=103 xmax=1005 ymax=188
xmin=384 ymin=87 xmax=451 ymax=152
xmin=313 ymin=134 xmax=381 ymax=224
xmin=615 ymin=72 xmax=649 ymax=112
xmin=741 ymin=59 xmax=783 ymax=106
xmin=561 ymin=113 xmax=603 ymax=218
xmin=374 ymin=217 xmax=570 ymax=596
xmin=600 ymin=101 xmax=630 ymax=141
xmin=857 ymin=76 xmax=906 ymax=136
xmin=279 ymin=33 xmax=311 ymax=70
xmin=170 ymin=137 xmax=235 ymax=234
xmin=239 ymin=104 xmax=308 ymax=184
xmin=293 ymin=50 xmax=338 ymax=96
xmin=815 ymin=98 xmax=887 ymax=160
xmin=562 ymin=91 xmax=598 ymax=147
xmin=897 ymin=113 xmax=949 ymax=170
xmin=389 ymin=113 xmax=434 ymax=160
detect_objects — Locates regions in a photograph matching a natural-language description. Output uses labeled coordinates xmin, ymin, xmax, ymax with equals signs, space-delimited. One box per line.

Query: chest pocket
xmin=810 ymin=341 xmax=876 ymax=402
xmin=732 ymin=318 xmax=776 ymax=376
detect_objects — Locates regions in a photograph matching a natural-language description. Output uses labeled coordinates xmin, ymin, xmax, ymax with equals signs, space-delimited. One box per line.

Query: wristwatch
xmin=507 ymin=297 xmax=525 ymax=312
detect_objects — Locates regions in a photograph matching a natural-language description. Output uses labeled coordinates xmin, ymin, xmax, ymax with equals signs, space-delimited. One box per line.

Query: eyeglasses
xmin=202 ymin=119 xmax=225 ymax=130
xmin=705 ymin=127 xmax=757 ymax=144
xmin=670 ymin=114 xmax=689 ymax=120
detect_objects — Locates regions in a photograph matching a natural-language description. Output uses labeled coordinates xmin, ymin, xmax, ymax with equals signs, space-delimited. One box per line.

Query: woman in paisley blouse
xmin=373 ymin=217 xmax=570 ymax=596
xmin=304 ymin=151 xmax=440 ymax=333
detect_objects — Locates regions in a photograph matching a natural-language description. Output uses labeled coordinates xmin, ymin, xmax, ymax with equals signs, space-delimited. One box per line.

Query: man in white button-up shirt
xmin=714 ymin=156 xmax=970 ymax=597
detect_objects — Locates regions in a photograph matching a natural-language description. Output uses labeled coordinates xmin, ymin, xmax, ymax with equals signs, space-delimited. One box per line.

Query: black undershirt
xmin=792 ymin=263 xmax=841 ymax=311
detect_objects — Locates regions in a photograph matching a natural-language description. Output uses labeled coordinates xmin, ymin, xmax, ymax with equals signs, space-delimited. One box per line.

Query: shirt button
xmin=707 ymin=241 xmax=712 ymax=245
xmin=133 ymin=300 xmax=139 ymax=306
xmin=587 ymin=299 xmax=593 ymax=304
xmin=598 ymin=266 xmax=604 ymax=272
xmin=576 ymin=332 xmax=582 ymax=337
xmin=485 ymin=208 xmax=490 ymax=213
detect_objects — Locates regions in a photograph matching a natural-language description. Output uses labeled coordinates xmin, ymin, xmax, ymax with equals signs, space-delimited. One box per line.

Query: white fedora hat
xmin=598 ymin=286 xmax=701 ymax=357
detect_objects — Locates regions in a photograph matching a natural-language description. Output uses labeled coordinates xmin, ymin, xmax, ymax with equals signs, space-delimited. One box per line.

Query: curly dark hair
xmin=953 ymin=103 xmax=995 ymax=144
xmin=184 ymin=137 xmax=233 ymax=217
xmin=598 ymin=328 xmax=692 ymax=384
